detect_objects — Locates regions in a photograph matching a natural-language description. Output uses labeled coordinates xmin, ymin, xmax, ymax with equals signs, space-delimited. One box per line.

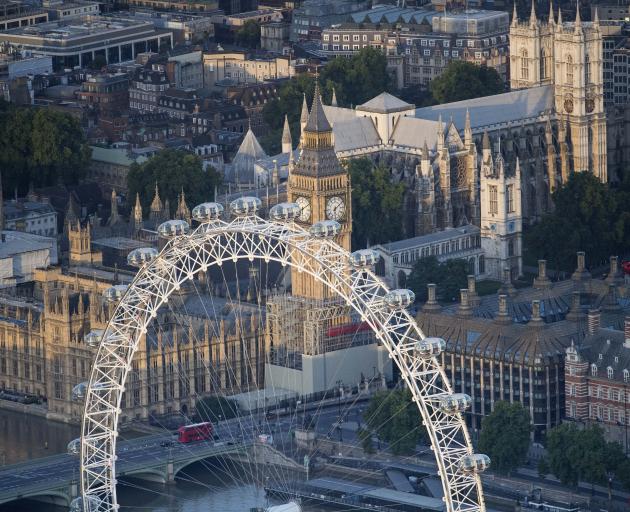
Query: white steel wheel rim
xmin=80 ymin=214 xmax=486 ymax=512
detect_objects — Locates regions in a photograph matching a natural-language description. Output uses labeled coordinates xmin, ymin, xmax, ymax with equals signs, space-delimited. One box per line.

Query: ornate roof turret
xmin=293 ymin=81 xmax=341 ymax=177
xmin=331 ymin=87 xmax=338 ymax=107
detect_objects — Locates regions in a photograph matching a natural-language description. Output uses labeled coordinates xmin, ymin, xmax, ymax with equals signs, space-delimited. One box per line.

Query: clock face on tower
xmin=295 ymin=196 xmax=311 ymax=222
xmin=326 ymin=196 xmax=346 ymax=221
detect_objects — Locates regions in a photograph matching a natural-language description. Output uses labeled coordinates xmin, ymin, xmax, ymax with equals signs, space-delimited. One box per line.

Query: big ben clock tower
xmin=288 ymin=82 xmax=352 ymax=299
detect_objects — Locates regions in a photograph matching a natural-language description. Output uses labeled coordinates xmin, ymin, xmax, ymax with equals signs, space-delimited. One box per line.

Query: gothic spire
xmin=108 ymin=189 xmax=120 ymax=226
xmin=422 ymin=139 xmax=429 ymax=159
xmin=548 ymin=0 xmax=555 ymax=24
xmin=300 ymin=93 xmax=309 ymax=127
xmin=281 ymin=114 xmax=292 ymax=154
xmin=175 ymin=188 xmax=190 ymax=223
xmin=557 ymin=6 xmax=563 ymax=24
xmin=594 ymin=6 xmax=599 ymax=25
xmin=464 ymin=108 xmax=472 ymax=144
xmin=574 ymin=1 xmax=581 ymax=30
xmin=305 ymin=80 xmax=331 ymax=133
xmin=331 ymin=87 xmax=338 ymax=107
xmin=150 ymin=182 xmax=162 ymax=213
xmin=511 ymin=2 xmax=518 ymax=27
xmin=133 ymin=193 xmax=143 ymax=233
xmin=529 ymin=0 xmax=537 ymax=26
xmin=482 ymin=131 xmax=491 ymax=151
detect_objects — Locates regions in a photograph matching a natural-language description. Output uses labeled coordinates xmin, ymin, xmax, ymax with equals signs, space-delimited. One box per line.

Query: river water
xmin=0 ymin=409 xmax=327 ymax=512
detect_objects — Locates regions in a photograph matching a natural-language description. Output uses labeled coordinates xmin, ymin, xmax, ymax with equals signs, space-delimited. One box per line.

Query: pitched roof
xmin=357 ymin=92 xmax=415 ymax=114
xmin=415 ymin=85 xmax=554 ymax=130
xmin=304 ymin=83 xmax=332 ymax=132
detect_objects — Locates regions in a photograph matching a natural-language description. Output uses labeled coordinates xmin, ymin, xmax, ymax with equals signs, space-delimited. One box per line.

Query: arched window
xmin=591 ymin=363 xmax=598 ymax=376
xmin=608 ymin=366 xmax=614 ymax=379
xmin=520 ymin=49 xmax=529 ymax=80
xmin=541 ymin=48 xmax=551 ymax=79
xmin=566 ymin=54 xmax=574 ymax=85
xmin=508 ymin=240 xmax=515 ymax=257
xmin=624 ymin=369 xmax=629 ymax=383
xmin=585 ymin=55 xmax=591 ymax=84
xmin=478 ymin=255 xmax=485 ymax=274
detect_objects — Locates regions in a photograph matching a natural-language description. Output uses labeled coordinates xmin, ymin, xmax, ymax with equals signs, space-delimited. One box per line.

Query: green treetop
xmin=127 ymin=149 xmax=221 ymax=217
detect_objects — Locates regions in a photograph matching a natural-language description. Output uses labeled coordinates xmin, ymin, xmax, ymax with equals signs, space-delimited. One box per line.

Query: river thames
xmin=0 ymin=408 xmax=325 ymax=512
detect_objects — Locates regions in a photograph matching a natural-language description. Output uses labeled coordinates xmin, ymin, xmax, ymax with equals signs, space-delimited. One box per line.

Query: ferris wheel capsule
xmin=67 ymin=438 xmax=81 ymax=455
xmin=70 ymin=495 xmax=101 ymax=512
xmin=84 ymin=329 xmax=104 ymax=348
xmin=269 ymin=202 xmax=300 ymax=222
xmin=230 ymin=196 xmax=261 ymax=216
xmin=192 ymin=202 xmax=224 ymax=222
xmin=309 ymin=220 xmax=341 ymax=238
xmin=72 ymin=382 xmax=88 ymax=401
xmin=349 ymin=249 xmax=380 ymax=268
xmin=103 ymin=285 xmax=128 ymax=303
xmin=459 ymin=453 xmax=491 ymax=473
xmin=384 ymin=289 xmax=415 ymax=310
xmin=158 ymin=219 xmax=190 ymax=238
xmin=439 ymin=393 xmax=472 ymax=414
xmin=127 ymin=247 xmax=158 ymax=268
xmin=414 ymin=337 xmax=446 ymax=359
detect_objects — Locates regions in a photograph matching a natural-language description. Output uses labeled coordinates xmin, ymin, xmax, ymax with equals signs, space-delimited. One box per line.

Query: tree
xmin=89 ymin=54 xmax=107 ymax=70
xmin=127 ymin=149 xmax=221 ymax=217
xmin=235 ymin=20 xmax=261 ymax=48
xmin=478 ymin=401 xmax=531 ymax=475
xmin=537 ymin=457 xmax=550 ymax=479
xmin=364 ymin=389 xmax=427 ymax=456
xmin=347 ymin=158 xmax=405 ymax=249
xmin=430 ymin=61 xmax=504 ymax=104
xmin=524 ymin=172 xmax=619 ymax=272
xmin=406 ymin=256 xmax=469 ymax=302
xmin=0 ymin=106 xmax=91 ymax=196
xmin=357 ymin=427 xmax=375 ymax=454
xmin=545 ymin=423 xmax=627 ymax=488
xmin=195 ymin=395 xmax=239 ymax=423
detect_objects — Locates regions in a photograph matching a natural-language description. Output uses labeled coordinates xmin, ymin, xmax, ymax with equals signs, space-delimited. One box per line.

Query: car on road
xmin=160 ymin=440 xmax=174 ymax=448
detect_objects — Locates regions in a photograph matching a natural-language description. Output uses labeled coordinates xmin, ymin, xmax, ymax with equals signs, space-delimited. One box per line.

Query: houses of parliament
xmin=0 ymin=2 xmax=622 ymax=424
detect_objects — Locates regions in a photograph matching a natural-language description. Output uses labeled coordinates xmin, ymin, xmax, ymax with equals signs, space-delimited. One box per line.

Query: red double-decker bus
xmin=177 ymin=422 xmax=213 ymax=443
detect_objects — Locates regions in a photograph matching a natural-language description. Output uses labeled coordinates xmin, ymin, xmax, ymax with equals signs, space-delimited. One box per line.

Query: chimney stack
xmin=533 ymin=259 xmax=552 ymax=290
xmin=587 ymin=309 xmax=600 ymax=336
xmin=624 ymin=316 xmax=630 ymax=349
xmin=495 ymin=294 xmax=511 ymax=325
xmin=565 ymin=291 xmax=585 ymax=322
xmin=457 ymin=289 xmax=473 ymax=318
xmin=530 ymin=300 xmax=543 ymax=325
xmin=602 ymin=283 xmax=622 ymax=312
xmin=571 ymin=251 xmax=591 ymax=284
xmin=467 ymin=275 xmax=480 ymax=306
xmin=606 ymin=256 xmax=623 ymax=285
xmin=422 ymin=283 xmax=441 ymax=312
xmin=499 ymin=267 xmax=517 ymax=296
